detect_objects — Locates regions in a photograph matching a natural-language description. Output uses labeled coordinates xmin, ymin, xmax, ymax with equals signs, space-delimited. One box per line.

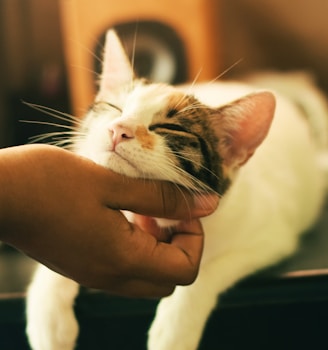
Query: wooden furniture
xmin=59 ymin=0 xmax=221 ymax=116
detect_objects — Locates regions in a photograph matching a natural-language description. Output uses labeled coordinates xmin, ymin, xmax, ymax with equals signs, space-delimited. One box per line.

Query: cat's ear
xmin=99 ymin=30 xmax=134 ymax=92
xmin=212 ymin=91 xmax=276 ymax=168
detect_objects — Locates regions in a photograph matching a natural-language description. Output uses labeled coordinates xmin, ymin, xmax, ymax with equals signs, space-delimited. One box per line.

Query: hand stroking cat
xmin=0 ymin=144 xmax=218 ymax=295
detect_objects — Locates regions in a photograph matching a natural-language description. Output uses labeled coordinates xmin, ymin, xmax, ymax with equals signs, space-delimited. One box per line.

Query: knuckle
xmin=160 ymin=285 xmax=176 ymax=297
xmin=180 ymin=266 xmax=199 ymax=286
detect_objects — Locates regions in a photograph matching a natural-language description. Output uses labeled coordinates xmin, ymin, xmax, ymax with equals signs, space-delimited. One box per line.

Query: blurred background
xmin=0 ymin=0 xmax=328 ymax=148
xmin=1 ymin=1 xmax=328 ymax=349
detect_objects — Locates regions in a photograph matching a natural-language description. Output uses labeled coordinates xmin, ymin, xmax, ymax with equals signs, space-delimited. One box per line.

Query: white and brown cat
xmin=26 ymin=30 xmax=328 ymax=350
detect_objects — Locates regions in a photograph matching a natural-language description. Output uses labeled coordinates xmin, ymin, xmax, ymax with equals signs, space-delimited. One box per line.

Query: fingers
xmin=103 ymin=171 xmax=219 ymax=219
xmin=169 ymin=219 xmax=204 ymax=284
xmin=86 ymin=219 xmax=204 ymax=298
xmin=125 ymin=219 xmax=204 ymax=287
xmin=156 ymin=219 xmax=204 ymax=285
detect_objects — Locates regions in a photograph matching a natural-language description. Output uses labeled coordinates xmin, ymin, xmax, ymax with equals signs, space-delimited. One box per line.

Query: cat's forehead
xmin=123 ymin=83 xmax=189 ymax=116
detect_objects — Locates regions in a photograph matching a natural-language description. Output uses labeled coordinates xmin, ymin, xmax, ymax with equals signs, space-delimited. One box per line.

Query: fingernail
xmin=193 ymin=194 xmax=219 ymax=217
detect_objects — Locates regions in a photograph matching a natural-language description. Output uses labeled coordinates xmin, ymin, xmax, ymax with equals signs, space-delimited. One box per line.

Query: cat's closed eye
xmin=92 ymin=101 xmax=122 ymax=113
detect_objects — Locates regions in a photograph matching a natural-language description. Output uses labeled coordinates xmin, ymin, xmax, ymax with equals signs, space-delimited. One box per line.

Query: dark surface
xmin=0 ymin=200 xmax=328 ymax=349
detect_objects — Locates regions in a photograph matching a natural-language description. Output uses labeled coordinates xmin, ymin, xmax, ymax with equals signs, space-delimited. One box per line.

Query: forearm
xmin=0 ymin=145 xmax=43 ymax=247
xmin=0 ymin=146 xmax=24 ymax=244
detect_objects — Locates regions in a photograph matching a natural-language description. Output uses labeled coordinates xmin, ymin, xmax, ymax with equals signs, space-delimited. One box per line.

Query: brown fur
xmin=149 ymin=92 xmax=230 ymax=195
xmin=135 ymin=126 xmax=156 ymax=150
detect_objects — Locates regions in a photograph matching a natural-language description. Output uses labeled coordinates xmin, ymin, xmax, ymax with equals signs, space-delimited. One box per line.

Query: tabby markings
xmin=135 ymin=126 xmax=155 ymax=150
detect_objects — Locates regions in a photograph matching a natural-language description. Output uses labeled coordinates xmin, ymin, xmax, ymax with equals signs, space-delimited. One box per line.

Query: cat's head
xmin=75 ymin=30 xmax=275 ymax=196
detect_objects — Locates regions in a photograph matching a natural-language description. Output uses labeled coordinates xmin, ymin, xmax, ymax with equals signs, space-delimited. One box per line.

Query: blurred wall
xmin=1 ymin=0 xmax=63 ymax=92
xmin=220 ymin=0 xmax=328 ymax=92
xmin=0 ymin=0 xmax=68 ymax=147
xmin=0 ymin=0 xmax=327 ymax=146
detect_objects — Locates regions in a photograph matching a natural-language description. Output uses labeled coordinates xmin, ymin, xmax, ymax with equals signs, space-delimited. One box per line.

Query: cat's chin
xmin=105 ymin=152 xmax=142 ymax=178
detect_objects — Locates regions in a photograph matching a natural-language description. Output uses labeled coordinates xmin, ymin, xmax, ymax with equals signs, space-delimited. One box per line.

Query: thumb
xmin=104 ymin=171 xmax=219 ymax=220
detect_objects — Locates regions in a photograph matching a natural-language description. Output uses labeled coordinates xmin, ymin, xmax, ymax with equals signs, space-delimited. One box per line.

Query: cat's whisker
xmin=185 ymin=67 xmax=203 ymax=95
xmin=178 ymin=104 xmax=204 ymax=113
xmin=43 ymin=140 xmax=72 ymax=149
xmin=206 ymin=58 xmax=244 ymax=85
xmin=165 ymin=152 xmax=221 ymax=196
xmin=27 ymin=132 xmax=83 ymax=146
xmin=158 ymin=154 xmax=217 ymax=196
xmin=144 ymin=163 xmax=195 ymax=220
xmin=172 ymin=68 xmax=205 ymax=113
xmin=72 ymin=37 xmax=104 ymax=67
xmin=51 ymin=134 xmax=88 ymax=150
xmin=20 ymin=119 xmax=77 ymax=131
xmin=22 ymin=102 xmax=81 ymax=125
xmin=69 ymin=64 xmax=99 ymax=81
xmin=177 ymin=103 xmax=208 ymax=115
xmin=171 ymin=94 xmax=189 ymax=112
xmin=28 ymin=130 xmax=82 ymax=141
xmin=172 ymin=74 xmax=203 ymax=112
xmin=174 ymin=60 xmax=244 ymax=115
xmin=130 ymin=25 xmax=139 ymax=89
xmin=173 ymin=94 xmax=205 ymax=115
xmin=145 ymin=157 xmax=197 ymax=216
xmin=22 ymin=101 xmax=80 ymax=121
xmin=51 ymin=140 xmax=76 ymax=150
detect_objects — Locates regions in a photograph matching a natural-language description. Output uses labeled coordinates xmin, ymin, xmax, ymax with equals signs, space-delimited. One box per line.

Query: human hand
xmin=0 ymin=145 xmax=218 ymax=297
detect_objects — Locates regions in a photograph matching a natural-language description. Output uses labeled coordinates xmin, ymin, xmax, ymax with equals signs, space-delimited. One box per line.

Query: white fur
xmin=26 ymin=265 xmax=79 ymax=350
xmin=148 ymin=79 xmax=327 ymax=349
xmin=26 ymin=74 xmax=328 ymax=350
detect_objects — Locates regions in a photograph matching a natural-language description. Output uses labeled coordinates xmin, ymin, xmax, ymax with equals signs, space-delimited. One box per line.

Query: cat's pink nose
xmin=109 ymin=123 xmax=134 ymax=150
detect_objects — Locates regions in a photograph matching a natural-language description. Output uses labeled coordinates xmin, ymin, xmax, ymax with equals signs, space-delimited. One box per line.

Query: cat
xmin=26 ymin=30 xmax=328 ymax=350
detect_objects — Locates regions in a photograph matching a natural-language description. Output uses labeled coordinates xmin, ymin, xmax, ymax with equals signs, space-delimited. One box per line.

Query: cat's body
xmin=26 ymin=31 xmax=328 ymax=350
